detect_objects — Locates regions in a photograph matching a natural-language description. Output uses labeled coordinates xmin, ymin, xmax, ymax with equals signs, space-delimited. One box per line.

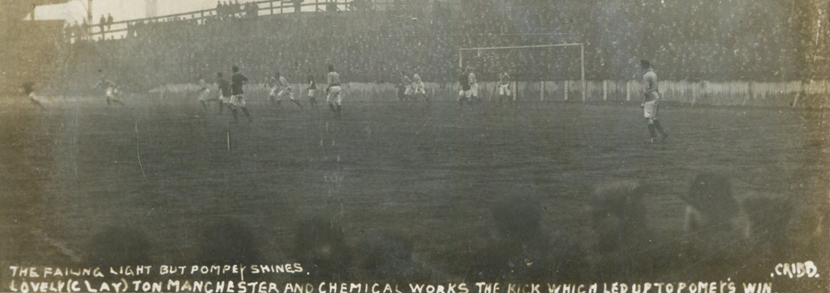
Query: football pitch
xmin=1 ymin=93 xmax=827 ymax=281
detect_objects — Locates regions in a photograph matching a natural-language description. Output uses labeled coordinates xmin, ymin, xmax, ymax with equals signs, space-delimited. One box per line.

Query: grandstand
xmin=47 ymin=0 xmax=822 ymax=97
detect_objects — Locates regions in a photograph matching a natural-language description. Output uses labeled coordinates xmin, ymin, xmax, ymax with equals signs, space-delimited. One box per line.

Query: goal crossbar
xmin=459 ymin=43 xmax=586 ymax=101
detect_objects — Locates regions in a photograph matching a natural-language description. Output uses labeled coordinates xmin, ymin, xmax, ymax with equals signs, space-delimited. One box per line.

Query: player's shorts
xmin=470 ymin=83 xmax=479 ymax=97
xmin=499 ymin=84 xmax=511 ymax=96
xmin=404 ymin=85 xmax=413 ymax=95
xmin=644 ymin=99 xmax=659 ymax=119
xmin=277 ymin=87 xmax=294 ymax=100
xmin=220 ymin=95 xmax=230 ymax=104
xmin=198 ymin=88 xmax=211 ymax=101
xmin=106 ymin=87 xmax=115 ymax=98
xmin=457 ymin=89 xmax=469 ymax=101
xmin=230 ymin=94 xmax=246 ymax=107
xmin=327 ymin=86 xmax=342 ymax=104
xmin=269 ymin=86 xmax=278 ymax=97
xmin=308 ymin=89 xmax=317 ymax=97
xmin=414 ymin=86 xmax=426 ymax=95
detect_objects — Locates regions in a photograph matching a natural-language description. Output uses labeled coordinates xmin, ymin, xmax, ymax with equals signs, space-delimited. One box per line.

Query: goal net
xmin=458 ymin=43 xmax=586 ymax=101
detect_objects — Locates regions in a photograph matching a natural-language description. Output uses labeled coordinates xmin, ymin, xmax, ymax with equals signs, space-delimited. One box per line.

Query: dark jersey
xmin=231 ymin=73 xmax=248 ymax=95
xmin=218 ymin=78 xmax=231 ymax=97
xmin=23 ymin=82 xmax=35 ymax=95
xmin=459 ymin=72 xmax=470 ymax=90
xmin=308 ymin=74 xmax=316 ymax=90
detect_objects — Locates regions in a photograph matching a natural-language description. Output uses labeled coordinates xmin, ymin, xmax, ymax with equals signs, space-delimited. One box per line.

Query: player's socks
xmin=329 ymin=103 xmax=337 ymax=113
xmin=106 ymin=98 xmax=111 ymax=106
xmin=647 ymin=124 xmax=658 ymax=141
xmin=653 ymin=120 xmax=668 ymax=141
xmin=201 ymin=101 xmax=208 ymax=111
xmin=241 ymin=108 xmax=252 ymax=122
xmin=336 ymin=105 xmax=342 ymax=118
xmin=232 ymin=109 xmax=239 ymax=122
xmin=293 ymin=100 xmax=303 ymax=108
xmin=219 ymin=102 xmax=224 ymax=113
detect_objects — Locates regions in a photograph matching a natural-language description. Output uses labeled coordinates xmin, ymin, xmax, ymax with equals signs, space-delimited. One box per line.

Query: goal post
xmin=459 ymin=43 xmax=586 ymax=102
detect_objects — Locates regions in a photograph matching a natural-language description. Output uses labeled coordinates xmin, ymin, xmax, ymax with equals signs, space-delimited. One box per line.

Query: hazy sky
xmin=33 ymin=0 xmax=217 ymax=23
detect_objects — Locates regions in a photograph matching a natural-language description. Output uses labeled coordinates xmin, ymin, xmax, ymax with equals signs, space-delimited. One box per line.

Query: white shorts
xmin=404 ymin=85 xmax=413 ymax=95
xmin=644 ymin=99 xmax=659 ymax=119
xmin=499 ymin=84 xmax=511 ymax=96
xmin=198 ymin=88 xmax=211 ymax=101
xmin=458 ymin=89 xmax=469 ymax=101
xmin=327 ymin=86 xmax=342 ymax=104
xmin=220 ymin=95 xmax=230 ymax=104
xmin=277 ymin=87 xmax=294 ymax=100
xmin=414 ymin=86 xmax=425 ymax=95
xmin=470 ymin=83 xmax=479 ymax=97
xmin=269 ymin=86 xmax=278 ymax=96
xmin=106 ymin=87 xmax=116 ymax=98
xmin=230 ymin=94 xmax=246 ymax=107
xmin=308 ymin=89 xmax=317 ymax=97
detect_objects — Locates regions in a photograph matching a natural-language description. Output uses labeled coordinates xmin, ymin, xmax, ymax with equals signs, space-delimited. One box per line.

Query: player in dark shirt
xmin=457 ymin=67 xmax=471 ymax=108
xmin=228 ymin=65 xmax=252 ymax=123
xmin=307 ymin=68 xmax=318 ymax=109
xmin=23 ymin=82 xmax=46 ymax=109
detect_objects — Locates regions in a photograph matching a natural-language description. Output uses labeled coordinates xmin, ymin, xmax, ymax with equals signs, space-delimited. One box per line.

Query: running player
xmin=326 ymin=64 xmax=342 ymax=118
xmin=640 ymin=60 xmax=668 ymax=143
xmin=412 ymin=74 xmax=428 ymax=105
xmin=197 ymin=74 xmax=221 ymax=112
xmin=307 ymin=68 xmax=318 ymax=109
xmin=229 ymin=65 xmax=252 ymax=123
xmin=23 ymin=82 xmax=46 ymax=109
xmin=275 ymin=71 xmax=303 ymax=109
xmin=217 ymin=72 xmax=231 ymax=114
xmin=402 ymin=72 xmax=413 ymax=102
xmin=93 ymin=74 xmax=125 ymax=106
xmin=498 ymin=72 xmax=513 ymax=107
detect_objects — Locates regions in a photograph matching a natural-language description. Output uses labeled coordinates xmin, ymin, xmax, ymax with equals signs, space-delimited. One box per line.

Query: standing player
xmin=498 ymin=72 xmax=513 ymax=107
xmin=640 ymin=60 xmax=668 ymax=143
xmin=457 ymin=67 xmax=471 ymax=108
xmin=275 ymin=71 xmax=303 ymax=109
xmin=468 ymin=66 xmax=479 ymax=104
xmin=412 ymin=74 xmax=428 ymax=105
xmin=229 ymin=65 xmax=253 ymax=123
xmin=326 ymin=64 xmax=342 ymax=118
xmin=307 ymin=68 xmax=318 ymax=109
xmin=93 ymin=74 xmax=125 ymax=106
xmin=23 ymin=82 xmax=46 ymax=109
xmin=266 ymin=72 xmax=279 ymax=105
xmin=216 ymin=72 xmax=231 ymax=114
xmin=402 ymin=72 xmax=413 ymax=103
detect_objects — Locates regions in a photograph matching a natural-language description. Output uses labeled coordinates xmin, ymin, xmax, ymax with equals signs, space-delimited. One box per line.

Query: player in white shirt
xmin=498 ymin=72 xmax=513 ymax=107
xmin=197 ymin=74 xmax=222 ymax=112
xmin=93 ymin=74 xmax=125 ymax=106
xmin=326 ymin=64 xmax=342 ymax=118
xmin=274 ymin=72 xmax=303 ymax=109
xmin=468 ymin=68 xmax=479 ymax=103
xmin=402 ymin=72 xmax=413 ymax=102
xmin=412 ymin=74 xmax=428 ymax=105
xmin=266 ymin=73 xmax=279 ymax=105
xmin=640 ymin=60 xmax=668 ymax=143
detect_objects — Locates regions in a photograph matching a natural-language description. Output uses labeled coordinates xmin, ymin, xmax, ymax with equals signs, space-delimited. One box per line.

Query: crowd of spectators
xmin=63 ymin=0 xmax=807 ymax=90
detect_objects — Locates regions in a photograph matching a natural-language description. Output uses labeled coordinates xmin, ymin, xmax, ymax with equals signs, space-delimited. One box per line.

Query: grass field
xmin=1 ymin=92 xmax=828 ymax=284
